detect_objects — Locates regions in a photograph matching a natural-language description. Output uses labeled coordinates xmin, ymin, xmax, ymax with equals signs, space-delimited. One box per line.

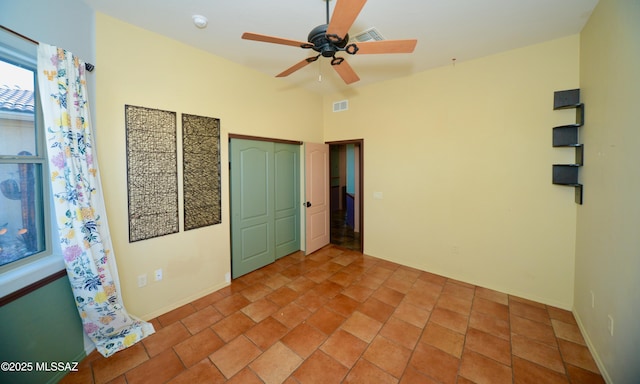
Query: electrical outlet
xmin=138 ymin=274 xmax=147 ymax=287
xmin=154 ymin=269 xmax=163 ymax=281
xmin=607 ymin=315 xmax=614 ymax=336
xmin=225 ymin=272 xmax=231 ymax=283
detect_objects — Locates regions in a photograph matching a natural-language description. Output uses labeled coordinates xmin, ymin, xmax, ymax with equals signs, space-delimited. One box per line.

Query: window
xmin=0 ymin=31 xmax=53 ymax=272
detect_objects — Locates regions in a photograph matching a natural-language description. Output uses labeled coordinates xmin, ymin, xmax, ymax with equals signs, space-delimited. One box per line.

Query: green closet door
xmin=230 ymin=139 xmax=300 ymax=278
xmin=230 ymin=139 xmax=275 ymax=278
xmin=274 ymin=143 xmax=300 ymax=258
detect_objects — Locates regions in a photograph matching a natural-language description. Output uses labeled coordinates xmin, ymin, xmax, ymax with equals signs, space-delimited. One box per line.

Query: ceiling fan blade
xmin=355 ymin=39 xmax=418 ymax=54
xmin=242 ymin=32 xmax=308 ymax=48
xmin=327 ymin=0 xmax=367 ymax=40
xmin=333 ymin=60 xmax=360 ymax=84
xmin=276 ymin=57 xmax=316 ymax=77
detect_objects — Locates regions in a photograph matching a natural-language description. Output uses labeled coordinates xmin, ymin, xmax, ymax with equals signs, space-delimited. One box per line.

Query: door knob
xmin=305 ymin=201 xmax=312 ymax=207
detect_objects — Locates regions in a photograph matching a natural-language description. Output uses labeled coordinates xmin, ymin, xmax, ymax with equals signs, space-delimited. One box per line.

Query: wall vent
xmin=352 ymin=27 xmax=385 ymax=43
xmin=333 ymin=100 xmax=348 ymax=112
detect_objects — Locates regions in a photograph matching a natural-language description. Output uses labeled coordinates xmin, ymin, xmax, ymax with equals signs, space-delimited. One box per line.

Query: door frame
xmin=326 ymin=139 xmax=364 ymax=252
xmin=229 ymin=134 xmax=303 ymax=146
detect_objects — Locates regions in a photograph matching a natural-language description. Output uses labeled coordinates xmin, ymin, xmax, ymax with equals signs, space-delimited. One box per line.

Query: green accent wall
xmin=0 ymin=276 xmax=85 ymax=384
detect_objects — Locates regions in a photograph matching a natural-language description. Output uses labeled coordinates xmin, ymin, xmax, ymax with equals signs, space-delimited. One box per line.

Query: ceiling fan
xmin=241 ymin=0 xmax=417 ymax=85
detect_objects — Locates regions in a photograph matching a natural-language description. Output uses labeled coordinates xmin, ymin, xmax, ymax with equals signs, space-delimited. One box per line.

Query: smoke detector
xmin=192 ymin=15 xmax=208 ymax=29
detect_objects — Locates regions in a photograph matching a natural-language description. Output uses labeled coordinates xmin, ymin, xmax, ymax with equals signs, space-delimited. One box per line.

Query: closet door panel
xmin=274 ymin=144 xmax=300 ymax=258
xmin=230 ymin=140 xmax=274 ymax=278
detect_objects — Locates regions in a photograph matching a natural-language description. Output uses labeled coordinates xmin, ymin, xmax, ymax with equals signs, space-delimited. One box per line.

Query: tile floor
xmin=60 ymin=246 xmax=605 ymax=384
xmin=330 ymin=209 xmax=361 ymax=252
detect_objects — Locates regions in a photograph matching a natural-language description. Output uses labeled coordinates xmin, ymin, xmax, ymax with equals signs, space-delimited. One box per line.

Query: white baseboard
xmin=573 ymin=310 xmax=612 ymax=384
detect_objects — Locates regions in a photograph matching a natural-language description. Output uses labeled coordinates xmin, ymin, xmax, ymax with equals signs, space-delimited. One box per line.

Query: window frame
xmin=0 ymin=30 xmax=63 ymax=300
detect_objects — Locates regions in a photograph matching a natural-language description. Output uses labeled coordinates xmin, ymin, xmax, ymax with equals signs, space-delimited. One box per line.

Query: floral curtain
xmin=37 ymin=43 xmax=154 ymax=357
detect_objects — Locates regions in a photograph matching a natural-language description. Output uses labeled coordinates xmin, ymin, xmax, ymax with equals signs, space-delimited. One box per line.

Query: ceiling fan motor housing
xmin=308 ymin=24 xmax=349 ymax=57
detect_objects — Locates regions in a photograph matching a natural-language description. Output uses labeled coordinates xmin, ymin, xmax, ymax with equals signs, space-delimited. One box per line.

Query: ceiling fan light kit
xmin=241 ymin=0 xmax=417 ymax=85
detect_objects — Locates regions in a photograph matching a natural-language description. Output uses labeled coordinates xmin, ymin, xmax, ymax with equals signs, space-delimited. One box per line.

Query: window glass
xmin=0 ymin=47 xmax=48 ymax=268
xmin=0 ymin=60 xmax=36 ymax=156
xmin=0 ymin=163 xmax=45 ymax=265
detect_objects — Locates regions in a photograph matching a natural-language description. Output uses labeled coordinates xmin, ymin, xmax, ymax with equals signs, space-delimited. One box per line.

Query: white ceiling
xmin=80 ymin=0 xmax=598 ymax=94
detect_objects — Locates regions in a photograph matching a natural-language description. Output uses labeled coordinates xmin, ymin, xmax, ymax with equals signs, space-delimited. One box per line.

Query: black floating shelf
xmin=552 ymin=165 xmax=583 ymax=205
xmin=553 ymin=89 xmax=580 ymax=109
xmin=575 ymin=185 xmax=583 ymax=205
xmin=553 ymin=125 xmax=580 ymax=147
xmin=575 ymin=145 xmax=584 ymax=166
xmin=574 ymin=104 xmax=584 ymax=126
xmin=552 ymin=89 xmax=584 ymax=205
xmin=553 ymin=164 xmax=580 ymax=185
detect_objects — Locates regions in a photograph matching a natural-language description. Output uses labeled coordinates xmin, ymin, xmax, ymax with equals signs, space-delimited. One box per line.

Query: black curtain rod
xmin=0 ymin=24 xmax=95 ymax=72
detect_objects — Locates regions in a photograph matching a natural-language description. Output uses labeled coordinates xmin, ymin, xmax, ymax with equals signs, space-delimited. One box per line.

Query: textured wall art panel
xmin=125 ymin=105 xmax=179 ymax=242
xmin=182 ymin=114 xmax=221 ymax=230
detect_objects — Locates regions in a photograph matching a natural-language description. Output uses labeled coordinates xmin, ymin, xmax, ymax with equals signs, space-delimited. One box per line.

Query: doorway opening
xmin=328 ymin=139 xmax=363 ymax=252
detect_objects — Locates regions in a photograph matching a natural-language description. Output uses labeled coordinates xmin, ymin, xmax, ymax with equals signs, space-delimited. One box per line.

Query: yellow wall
xmin=575 ymin=0 xmax=640 ymax=382
xmin=323 ymin=35 xmax=581 ymax=308
xmin=94 ymin=14 xmax=323 ymax=319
